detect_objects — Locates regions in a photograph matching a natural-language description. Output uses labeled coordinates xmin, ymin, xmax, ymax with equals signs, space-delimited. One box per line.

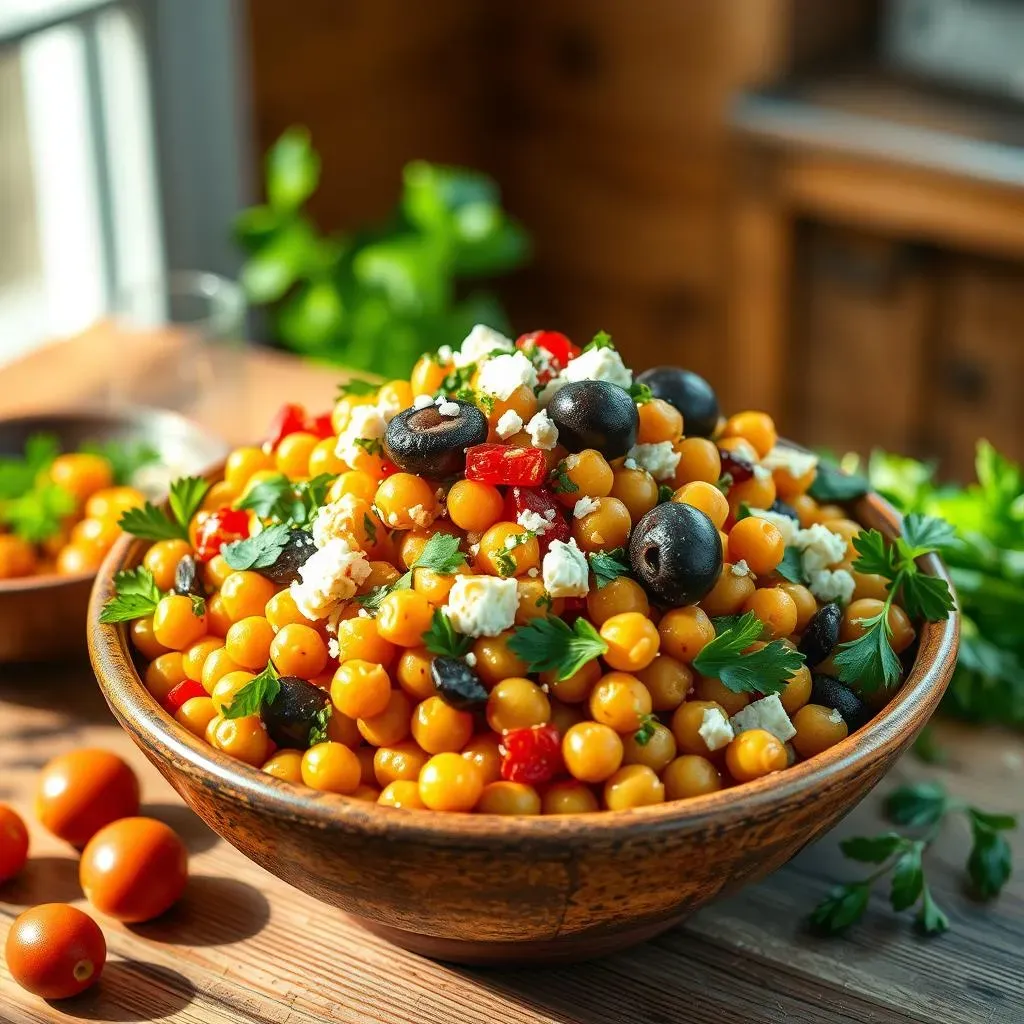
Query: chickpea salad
xmin=101 ymin=326 xmax=955 ymax=815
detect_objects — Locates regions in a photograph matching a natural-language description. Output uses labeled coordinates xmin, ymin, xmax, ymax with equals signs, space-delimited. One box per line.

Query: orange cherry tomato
xmin=4 ymin=904 xmax=106 ymax=999
xmin=0 ymin=804 xmax=29 ymax=882
xmin=79 ymin=817 xmax=188 ymax=923
xmin=35 ymin=749 xmax=140 ymax=848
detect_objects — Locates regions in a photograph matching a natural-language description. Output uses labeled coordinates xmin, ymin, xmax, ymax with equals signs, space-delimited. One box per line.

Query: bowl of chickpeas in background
xmin=87 ymin=333 xmax=958 ymax=964
xmin=0 ymin=409 xmax=226 ymax=662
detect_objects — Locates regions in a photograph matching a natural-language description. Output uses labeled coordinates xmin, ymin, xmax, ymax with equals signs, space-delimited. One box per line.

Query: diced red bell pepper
xmin=515 ymin=331 xmax=580 ymax=384
xmin=501 ymin=724 xmax=563 ymax=784
xmin=507 ymin=486 xmax=571 ymax=554
xmin=267 ymin=403 xmax=309 ymax=449
xmin=164 ymin=679 xmax=207 ymax=715
xmin=308 ymin=411 xmax=335 ymax=439
xmin=193 ymin=506 xmax=250 ymax=562
xmin=465 ymin=444 xmax=547 ymax=488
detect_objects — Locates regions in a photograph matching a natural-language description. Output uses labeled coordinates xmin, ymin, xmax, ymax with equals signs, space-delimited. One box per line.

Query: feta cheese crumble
xmin=560 ymin=345 xmax=633 ymax=390
xmin=730 ymin=560 xmax=751 ymax=577
xmin=334 ymin=404 xmax=387 ymax=466
xmin=413 ymin=393 xmax=435 ymax=410
xmin=517 ymin=509 xmax=553 ymax=535
xmin=625 ymin=441 xmax=681 ymax=482
xmin=698 ymin=707 xmax=735 ymax=752
xmin=752 ymin=464 xmax=773 ymax=482
xmin=807 ymin=568 xmax=856 ymax=605
xmin=312 ymin=494 xmax=362 ymax=549
xmin=542 ymin=538 xmax=590 ymax=599
xmin=623 ymin=457 xmax=638 ymax=471
xmin=290 ymin=537 xmax=371 ymax=623
xmin=828 ymin=709 xmax=845 ymax=726
xmin=443 ymin=575 xmax=518 ymax=638
xmin=761 ymin=445 xmax=818 ymax=479
xmin=730 ymin=694 xmax=796 ymax=743
xmin=465 ymin=652 xmax=478 ymax=667
xmin=749 ymin=508 xmax=798 ymax=546
xmin=455 ymin=324 xmax=514 ymax=368
xmin=573 ymin=496 xmax=600 ymax=519
xmin=437 ymin=400 xmax=461 ymax=417
xmin=525 ymin=409 xmax=559 ymax=450
xmin=793 ymin=523 xmax=847 ymax=574
xmin=496 ymin=409 xmax=524 ymax=439
xmin=477 ymin=351 xmax=538 ymax=401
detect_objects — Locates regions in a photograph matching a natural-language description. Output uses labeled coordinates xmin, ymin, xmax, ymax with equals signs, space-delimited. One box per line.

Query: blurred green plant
xmin=234 ymin=127 xmax=530 ymax=377
xmin=851 ymin=442 xmax=1024 ymax=726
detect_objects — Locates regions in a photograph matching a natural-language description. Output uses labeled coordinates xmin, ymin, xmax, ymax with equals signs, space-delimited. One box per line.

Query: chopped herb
xmin=356 ymin=534 xmax=464 ymax=611
xmin=119 ymin=476 xmax=211 ymax=541
xmin=477 ymin=392 xmax=495 ymax=414
xmin=508 ymin=616 xmax=608 ymax=681
xmin=628 ymin=381 xmax=653 ymax=405
xmin=588 ymin=548 xmax=632 ymax=589
xmin=237 ymin=473 xmax=335 ymax=528
xmin=308 ymin=704 xmax=333 ymax=745
xmin=223 ymin=663 xmax=280 ymax=719
xmin=657 ymin=484 xmax=675 ymax=503
xmin=222 ymin=523 xmax=293 ymax=571
xmin=715 ymin=473 xmax=734 ymax=495
xmin=436 ymin=364 xmax=476 ymax=395
xmin=776 ymin=546 xmax=805 ymax=584
xmin=189 ymin=594 xmax=206 ymax=617
xmin=99 ymin=566 xmax=165 ymax=623
xmin=693 ymin=611 xmax=804 ymax=694
xmin=0 ymin=432 xmax=60 ymax=500
xmin=634 ymin=715 xmax=658 ymax=747
xmin=549 ymin=462 xmax=579 ymax=495
xmin=353 ymin=437 xmax=384 ymax=457
xmin=0 ymin=482 xmax=76 ymax=543
xmin=336 ymin=378 xmax=378 ymax=398
xmin=582 ymin=330 xmax=615 ymax=353
xmin=494 ymin=548 xmax=517 ymax=577
xmin=422 ymin=609 xmax=474 ymax=658
xmin=736 ymin=502 xmax=752 ymax=520
xmin=808 ymin=460 xmax=869 ymax=503
xmin=534 ymin=592 xmax=554 ymax=610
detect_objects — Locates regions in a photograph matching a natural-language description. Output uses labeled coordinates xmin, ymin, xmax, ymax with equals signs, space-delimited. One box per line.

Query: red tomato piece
xmin=507 ymin=486 xmax=571 ymax=554
xmin=163 ymin=679 xmax=207 ymax=715
xmin=465 ymin=445 xmax=547 ymax=488
xmin=193 ymin=507 xmax=250 ymax=562
xmin=516 ymin=331 xmax=579 ymax=383
xmin=501 ymin=724 xmax=562 ymax=784
xmin=267 ymin=403 xmax=308 ymax=448
xmin=308 ymin=411 xmax=334 ymax=439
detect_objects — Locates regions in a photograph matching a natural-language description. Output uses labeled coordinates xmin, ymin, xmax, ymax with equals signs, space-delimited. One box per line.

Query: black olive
xmin=173 ymin=555 xmax=204 ymax=599
xmin=811 ymin=674 xmax=870 ymax=731
xmin=546 ymin=380 xmax=639 ymax=459
xmin=769 ymin=498 xmax=800 ymax=522
xmin=799 ymin=603 xmax=842 ymax=667
xmin=629 ymin=502 xmax=722 ymax=607
xmin=635 ymin=366 xmax=720 ymax=438
xmin=262 ymin=675 xmax=332 ymax=749
xmin=260 ymin=529 xmax=317 ymax=585
xmin=385 ymin=400 xmax=488 ymax=478
xmin=431 ymin=657 xmax=489 ymax=710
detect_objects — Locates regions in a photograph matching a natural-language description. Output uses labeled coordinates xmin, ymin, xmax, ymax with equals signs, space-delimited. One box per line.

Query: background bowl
xmin=89 ymin=487 xmax=958 ymax=965
xmin=1 ymin=408 xmax=227 ymax=663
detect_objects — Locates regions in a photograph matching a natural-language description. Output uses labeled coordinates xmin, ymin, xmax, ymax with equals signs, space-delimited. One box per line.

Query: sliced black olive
xmin=811 ymin=674 xmax=870 ymax=730
xmin=431 ymin=657 xmax=489 ymax=710
xmin=629 ymin=502 xmax=723 ymax=607
xmin=260 ymin=529 xmax=316 ymax=585
xmin=635 ymin=366 xmax=720 ymax=438
xmin=262 ymin=675 xmax=332 ymax=749
xmin=385 ymin=400 xmax=488 ymax=478
xmin=799 ymin=603 xmax=842 ymax=667
xmin=769 ymin=498 xmax=799 ymax=522
xmin=546 ymin=380 xmax=639 ymax=459
xmin=173 ymin=555 xmax=204 ymax=599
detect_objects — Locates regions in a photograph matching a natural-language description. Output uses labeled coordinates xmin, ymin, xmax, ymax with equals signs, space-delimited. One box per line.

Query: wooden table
xmin=2 ymin=332 xmax=1022 ymax=1023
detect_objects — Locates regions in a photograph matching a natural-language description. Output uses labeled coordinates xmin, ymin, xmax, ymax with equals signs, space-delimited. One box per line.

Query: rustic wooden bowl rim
xmin=89 ymin=471 xmax=959 ymax=849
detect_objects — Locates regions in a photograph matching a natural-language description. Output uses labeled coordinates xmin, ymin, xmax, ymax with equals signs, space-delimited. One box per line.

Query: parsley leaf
xmin=308 ymin=704 xmax=333 ymax=746
xmin=413 ymin=533 xmax=467 ymax=575
xmin=237 ymin=473 xmax=336 ymax=527
xmin=422 ymin=609 xmax=473 ymax=658
xmin=507 ymin=617 xmax=608 ymax=681
xmin=588 ymin=548 xmax=632 ymax=589
xmin=236 ymin=474 xmax=292 ymax=519
xmin=1 ymin=482 xmax=76 ymax=543
xmin=692 ymin=611 xmax=804 ymax=694
xmin=222 ymin=523 xmax=293 ymax=571
xmin=849 ymin=530 xmax=899 ymax=578
xmin=354 ymin=437 xmax=383 ymax=457
xmin=901 ymin=513 xmax=957 ymax=555
xmin=634 ymin=715 xmax=657 ymax=747
xmin=808 ymin=461 xmax=869 ymax=502
xmin=494 ymin=548 xmax=517 ymax=577
xmin=99 ymin=567 xmax=164 ymax=623
xmin=657 ymin=484 xmax=675 ymax=503
xmin=916 ymin=884 xmax=950 ymax=935
xmin=809 ymin=882 xmax=871 ymax=934
xmin=119 ymin=476 xmax=211 ymax=541
xmin=336 ymin=378 xmax=378 ymax=398
xmin=168 ymin=477 xmax=212 ymax=534
xmin=549 ymin=462 xmax=579 ymax=495
xmin=890 ymin=842 xmax=925 ymax=911
xmin=582 ymin=329 xmax=615 ymax=352
xmin=223 ymin=663 xmax=280 ymax=719
xmin=832 ymin=608 xmax=902 ymax=692
xmin=839 ymin=832 xmax=906 ymax=863
xmin=716 ymin=473 xmax=734 ymax=495
xmin=628 ymin=381 xmax=653 ymax=405
xmin=884 ymin=782 xmax=948 ymax=827
xmin=775 ymin=546 xmax=805 ymax=583
xmin=968 ymin=816 xmax=1015 ymax=900
xmin=0 ymin=432 xmax=60 ymax=500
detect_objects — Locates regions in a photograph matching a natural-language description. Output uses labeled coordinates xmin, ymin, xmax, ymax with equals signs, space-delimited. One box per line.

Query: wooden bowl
xmin=89 ymin=487 xmax=958 ymax=965
xmin=0 ymin=409 xmax=226 ymax=663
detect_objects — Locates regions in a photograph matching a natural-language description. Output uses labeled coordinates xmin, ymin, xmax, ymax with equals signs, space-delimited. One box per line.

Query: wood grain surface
xmin=1 ymin=332 xmax=1022 ymax=1020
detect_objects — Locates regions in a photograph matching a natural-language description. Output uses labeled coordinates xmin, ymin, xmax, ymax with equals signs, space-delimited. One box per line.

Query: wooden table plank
xmin=1 ymin=332 xmax=1022 ymax=1023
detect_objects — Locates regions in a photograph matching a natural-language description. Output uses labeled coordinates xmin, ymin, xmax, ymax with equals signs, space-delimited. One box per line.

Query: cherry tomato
xmin=267 ymin=402 xmax=308 ymax=448
xmin=5 ymin=904 xmax=106 ymax=999
xmin=79 ymin=817 xmax=188 ymax=923
xmin=193 ymin=507 xmax=250 ymax=563
xmin=516 ymin=331 xmax=579 ymax=382
xmin=0 ymin=804 xmax=29 ymax=882
xmin=35 ymin=749 xmax=140 ymax=848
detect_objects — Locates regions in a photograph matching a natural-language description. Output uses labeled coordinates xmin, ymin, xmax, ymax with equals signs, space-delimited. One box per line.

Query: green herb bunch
xmin=235 ymin=127 xmax=530 ymax=377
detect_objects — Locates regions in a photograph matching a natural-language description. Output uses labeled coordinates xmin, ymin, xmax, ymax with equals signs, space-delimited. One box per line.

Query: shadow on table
xmin=56 ymin=959 xmax=197 ymax=1022
xmin=0 ymin=855 xmax=83 ymax=906
xmin=142 ymin=802 xmax=220 ymax=854
xmin=129 ymin=875 xmax=271 ymax=947
xmin=0 ymin=660 xmax=112 ymax=724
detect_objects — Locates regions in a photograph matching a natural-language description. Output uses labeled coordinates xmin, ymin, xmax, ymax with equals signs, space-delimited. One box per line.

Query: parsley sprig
xmin=507 ymin=617 xmax=607 ymax=681
xmin=811 ymin=781 xmax=1017 ymax=936
xmin=693 ymin=612 xmax=804 ymax=694
xmin=119 ymin=477 xmax=211 ymax=541
xmin=422 ymin=609 xmax=473 ymax=658
xmin=775 ymin=546 xmax=805 ymax=584
xmin=222 ymin=523 xmax=293 ymax=571
xmin=237 ymin=473 xmax=334 ymax=528
xmin=582 ymin=329 xmax=615 ymax=353
xmin=833 ymin=515 xmax=956 ymax=692
xmin=223 ymin=663 xmax=281 ymax=719
xmin=588 ymin=548 xmax=632 ymax=589
xmin=356 ymin=533 xmax=467 ymax=612
xmin=100 ymin=567 xmax=165 ymax=623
